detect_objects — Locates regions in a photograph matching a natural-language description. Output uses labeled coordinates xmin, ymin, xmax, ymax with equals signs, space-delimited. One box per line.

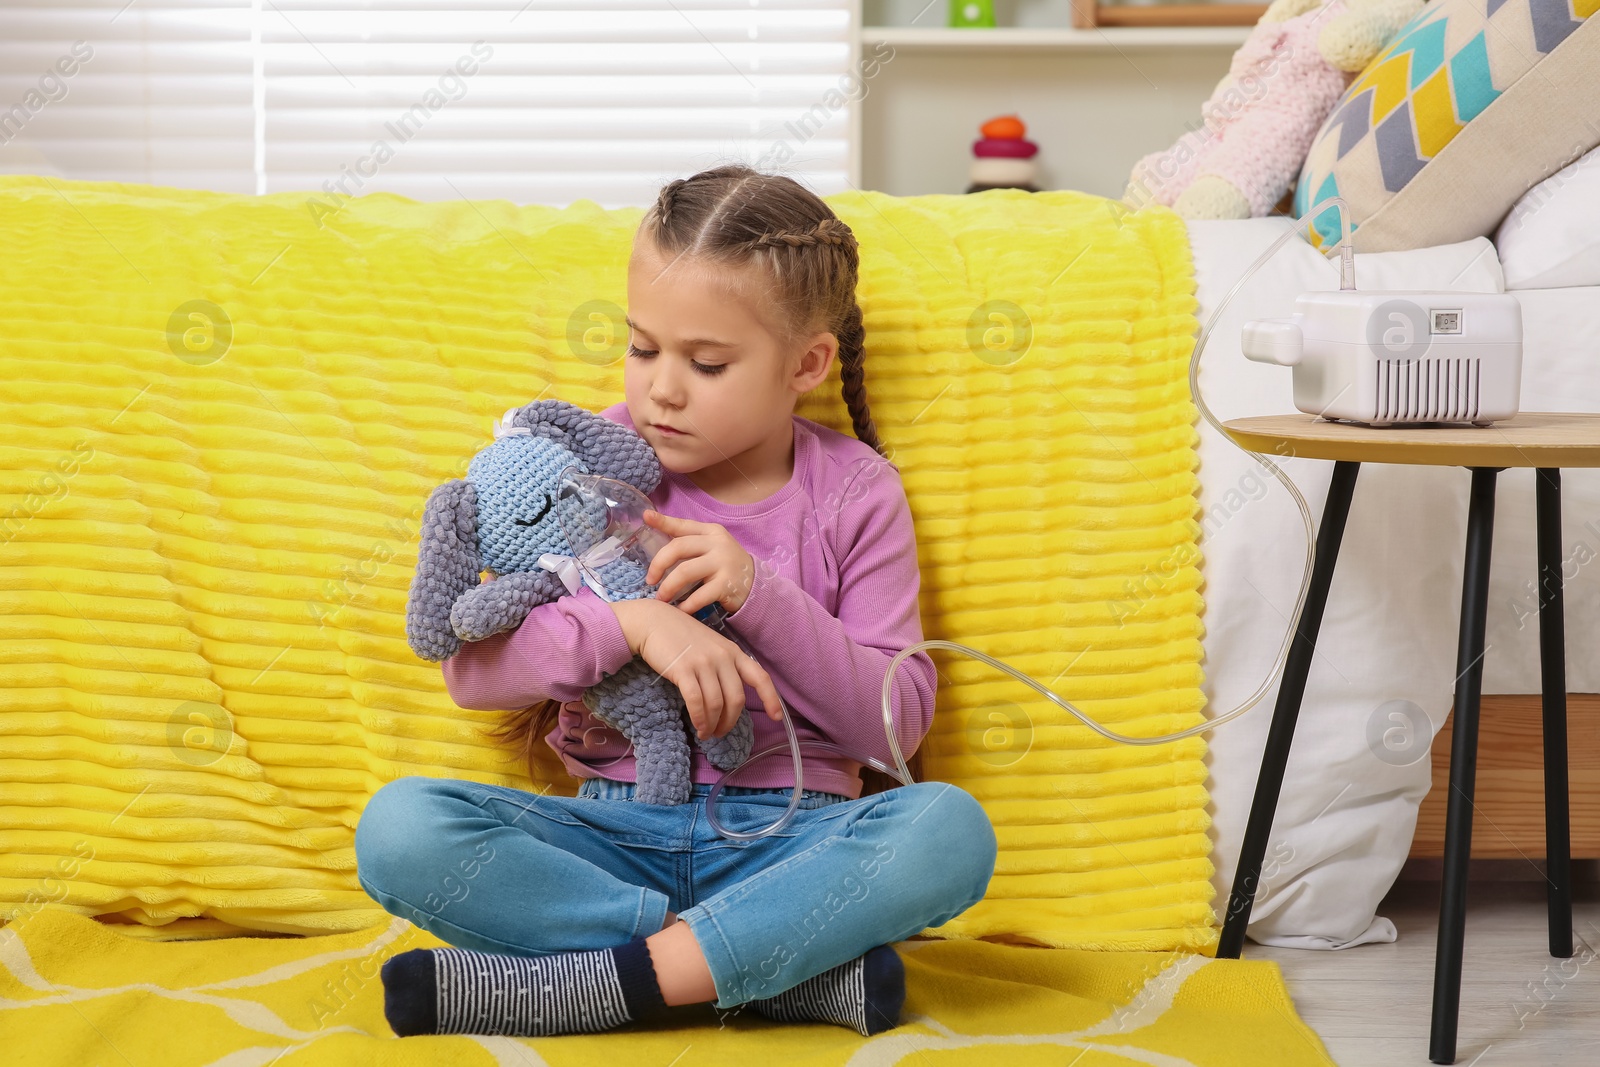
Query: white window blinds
xmin=0 ymin=0 xmax=861 ymax=207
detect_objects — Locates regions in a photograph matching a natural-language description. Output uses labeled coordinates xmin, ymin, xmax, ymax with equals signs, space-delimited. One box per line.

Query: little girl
xmin=354 ymin=164 xmax=999 ymax=1040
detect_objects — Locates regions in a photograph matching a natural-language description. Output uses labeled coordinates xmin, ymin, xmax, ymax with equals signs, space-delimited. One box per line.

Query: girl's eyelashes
xmin=625 ymin=344 xmax=727 ymax=376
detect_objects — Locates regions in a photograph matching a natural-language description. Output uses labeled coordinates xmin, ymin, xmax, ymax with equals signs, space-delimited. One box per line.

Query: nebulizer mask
xmin=560 ymin=197 xmax=1362 ymax=842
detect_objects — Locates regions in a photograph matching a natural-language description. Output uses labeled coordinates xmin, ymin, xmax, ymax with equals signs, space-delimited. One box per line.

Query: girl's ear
xmin=792 ymin=330 xmax=837 ymax=393
xmin=406 ymin=478 xmax=481 ymax=662
xmin=511 ymin=398 xmax=662 ymax=493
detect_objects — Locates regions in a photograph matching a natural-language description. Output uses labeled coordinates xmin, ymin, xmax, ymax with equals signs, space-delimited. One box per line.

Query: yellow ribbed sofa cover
xmin=0 ymin=176 xmax=1214 ymax=954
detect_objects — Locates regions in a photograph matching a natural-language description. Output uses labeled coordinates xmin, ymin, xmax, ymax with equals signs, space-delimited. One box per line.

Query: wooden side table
xmin=1215 ymin=412 xmax=1591 ymax=1066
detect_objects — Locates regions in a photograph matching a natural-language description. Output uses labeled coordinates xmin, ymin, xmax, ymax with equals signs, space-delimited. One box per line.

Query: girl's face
xmin=624 ymin=239 xmax=832 ymax=478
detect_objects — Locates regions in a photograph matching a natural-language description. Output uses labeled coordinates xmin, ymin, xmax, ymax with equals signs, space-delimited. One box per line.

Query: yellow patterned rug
xmin=0 ymin=906 xmax=1333 ymax=1065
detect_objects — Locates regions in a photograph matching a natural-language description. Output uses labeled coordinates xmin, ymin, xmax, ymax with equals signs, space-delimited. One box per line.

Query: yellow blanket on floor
xmin=0 ymin=906 xmax=1332 ymax=1066
xmin=0 ymin=176 xmax=1211 ymax=952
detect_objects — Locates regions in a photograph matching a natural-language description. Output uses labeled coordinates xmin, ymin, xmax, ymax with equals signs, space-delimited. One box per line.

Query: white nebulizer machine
xmin=565 ymin=196 xmax=1525 ymax=844
xmin=1236 ymin=198 xmax=1523 ymax=428
xmin=1241 ymin=290 xmax=1523 ymax=426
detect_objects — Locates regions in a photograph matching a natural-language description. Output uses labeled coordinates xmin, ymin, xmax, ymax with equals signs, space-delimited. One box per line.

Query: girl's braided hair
xmin=643 ymin=164 xmax=890 ymax=462
xmin=489 ymin=164 xmax=920 ymax=798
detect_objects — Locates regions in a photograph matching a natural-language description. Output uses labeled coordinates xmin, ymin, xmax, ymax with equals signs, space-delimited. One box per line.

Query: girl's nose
xmin=648 ymin=359 xmax=686 ymax=407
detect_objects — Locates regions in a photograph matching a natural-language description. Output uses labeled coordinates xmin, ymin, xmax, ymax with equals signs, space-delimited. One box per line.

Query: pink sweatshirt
xmin=440 ymin=401 xmax=937 ymax=799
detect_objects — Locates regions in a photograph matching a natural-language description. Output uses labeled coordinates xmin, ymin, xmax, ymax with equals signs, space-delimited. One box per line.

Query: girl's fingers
xmin=695 ymin=664 xmax=724 ymax=738
xmin=644 ymin=537 xmax=686 ymax=586
xmin=645 ymin=509 xmax=703 ymax=535
xmin=645 ymin=535 xmax=706 ymax=587
xmin=673 ymin=569 xmax=721 ymax=615
xmin=677 ymin=672 xmax=705 ymax=737
xmin=655 ymin=555 xmax=711 ymax=605
xmin=734 ymin=654 xmax=783 ymax=720
xmin=715 ymin=660 xmax=746 ymax=737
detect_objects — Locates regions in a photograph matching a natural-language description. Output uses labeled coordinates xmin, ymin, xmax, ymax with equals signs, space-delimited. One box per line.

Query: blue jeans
xmin=354 ymin=775 xmax=998 ymax=1009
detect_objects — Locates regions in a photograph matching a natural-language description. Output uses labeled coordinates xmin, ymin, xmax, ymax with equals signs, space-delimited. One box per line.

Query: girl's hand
xmin=642 ymin=510 xmax=756 ymax=616
xmin=611 ymin=599 xmax=783 ymax=739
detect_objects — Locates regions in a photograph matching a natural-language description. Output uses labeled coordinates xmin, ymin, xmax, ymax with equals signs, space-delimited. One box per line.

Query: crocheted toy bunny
xmin=404 ymin=398 xmax=755 ymax=805
xmin=1123 ymin=0 xmax=1422 ymax=219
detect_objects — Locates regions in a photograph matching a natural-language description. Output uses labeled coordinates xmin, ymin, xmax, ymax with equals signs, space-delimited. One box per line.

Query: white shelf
xmin=864 ymin=25 xmax=1251 ymax=50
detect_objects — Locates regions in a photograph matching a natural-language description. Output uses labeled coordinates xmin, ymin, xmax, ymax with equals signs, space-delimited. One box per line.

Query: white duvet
xmin=1189 ymin=217 xmax=1600 ymax=949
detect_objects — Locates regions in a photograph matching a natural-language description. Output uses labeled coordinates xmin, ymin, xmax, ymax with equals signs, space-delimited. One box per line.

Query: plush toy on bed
xmin=404 ymin=398 xmax=755 ymax=805
xmin=1123 ymin=0 xmax=1423 ymax=220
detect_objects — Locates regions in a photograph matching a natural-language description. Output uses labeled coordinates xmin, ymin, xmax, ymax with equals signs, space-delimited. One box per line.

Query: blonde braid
xmin=742 ymin=220 xmax=885 ymax=458
xmin=744 ymin=217 xmax=855 ymax=252
xmin=835 ymin=300 xmax=887 ymax=460
xmin=654 ymin=177 xmax=689 ymax=232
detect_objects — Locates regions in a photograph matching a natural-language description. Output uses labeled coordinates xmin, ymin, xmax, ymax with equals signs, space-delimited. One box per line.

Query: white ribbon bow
xmin=537 ymin=535 xmax=628 ymax=603
xmin=492 ymin=405 xmax=532 ymax=440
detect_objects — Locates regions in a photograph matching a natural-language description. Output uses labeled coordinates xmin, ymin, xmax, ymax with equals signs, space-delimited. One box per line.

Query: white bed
xmin=1188 ymin=217 xmax=1600 ymax=949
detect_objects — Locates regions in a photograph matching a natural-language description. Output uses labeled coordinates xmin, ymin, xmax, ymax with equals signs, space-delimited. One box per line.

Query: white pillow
xmin=1495 ymin=143 xmax=1600 ymax=290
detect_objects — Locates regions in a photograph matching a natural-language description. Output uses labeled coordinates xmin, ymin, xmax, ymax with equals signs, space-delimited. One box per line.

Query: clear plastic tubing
xmin=710 ymin=198 xmax=1352 ymax=839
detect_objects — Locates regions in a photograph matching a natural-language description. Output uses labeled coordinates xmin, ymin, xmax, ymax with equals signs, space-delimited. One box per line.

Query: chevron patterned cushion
xmin=1294 ymin=0 xmax=1599 ymax=253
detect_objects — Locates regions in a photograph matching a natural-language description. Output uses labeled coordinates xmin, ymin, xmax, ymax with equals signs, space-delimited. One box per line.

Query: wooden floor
xmin=1251 ymin=878 xmax=1600 ymax=1066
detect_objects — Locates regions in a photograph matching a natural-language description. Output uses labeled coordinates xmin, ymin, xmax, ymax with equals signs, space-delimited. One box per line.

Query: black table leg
xmin=1431 ymin=465 xmax=1501 ymax=1064
xmin=1535 ymin=467 xmax=1573 ymax=960
xmin=1218 ymin=459 xmax=1361 ymax=959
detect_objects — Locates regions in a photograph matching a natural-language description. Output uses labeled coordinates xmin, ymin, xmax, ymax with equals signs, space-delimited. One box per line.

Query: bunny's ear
xmin=511 ymin=399 xmax=661 ymax=494
xmin=406 ymin=478 xmax=481 ymax=662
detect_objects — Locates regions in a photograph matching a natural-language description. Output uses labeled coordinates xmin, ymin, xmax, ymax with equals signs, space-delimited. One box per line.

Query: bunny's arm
xmin=441 ymin=585 xmax=636 ymax=712
xmin=449 ymin=568 xmax=568 ymax=643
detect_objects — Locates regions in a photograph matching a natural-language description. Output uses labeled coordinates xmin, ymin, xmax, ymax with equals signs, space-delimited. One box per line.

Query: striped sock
xmin=746 ymin=944 xmax=905 ymax=1036
xmin=380 ymin=936 xmax=669 ymax=1037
